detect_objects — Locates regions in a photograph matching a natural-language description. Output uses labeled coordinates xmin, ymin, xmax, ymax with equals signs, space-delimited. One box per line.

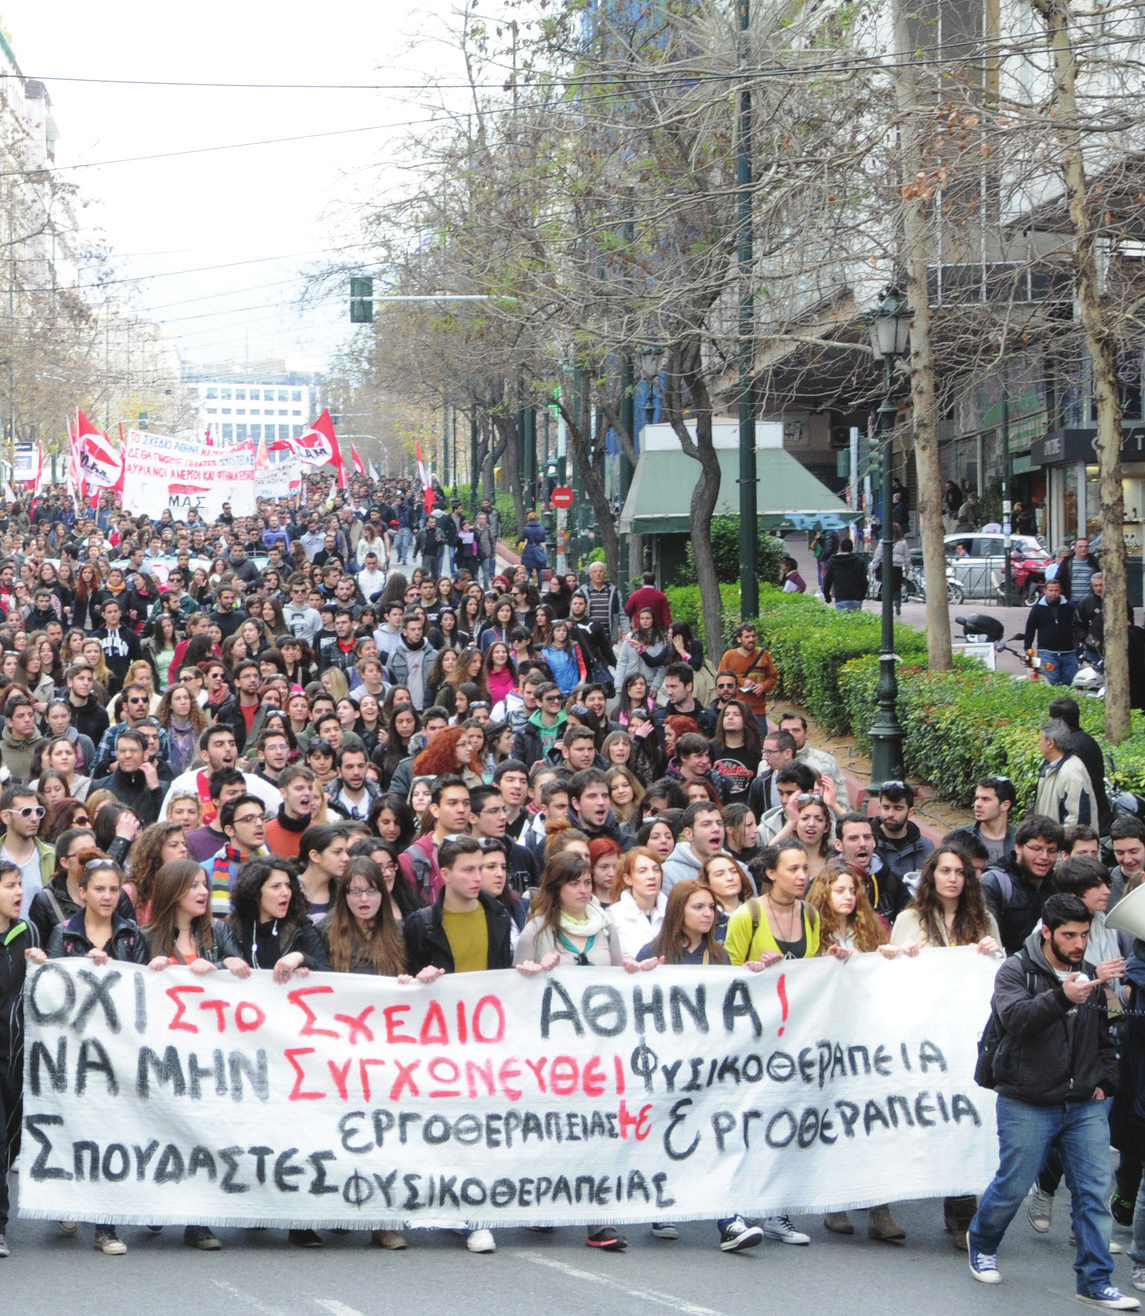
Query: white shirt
xmin=160 ymin=770 xmax=282 ymax=821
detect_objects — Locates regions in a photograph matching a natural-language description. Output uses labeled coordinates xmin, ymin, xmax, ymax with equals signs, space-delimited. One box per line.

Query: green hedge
xmin=665 ymin=583 xmax=742 ymax=653
xmin=681 ymin=517 xmax=785 ymax=589
xmin=741 ymin=586 xmax=1145 ymax=805
xmin=754 ymin=588 xmax=928 ymax=734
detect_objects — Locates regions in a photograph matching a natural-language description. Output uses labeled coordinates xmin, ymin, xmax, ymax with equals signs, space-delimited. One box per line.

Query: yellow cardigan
xmin=725 ymin=897 xmax=820 ymax=965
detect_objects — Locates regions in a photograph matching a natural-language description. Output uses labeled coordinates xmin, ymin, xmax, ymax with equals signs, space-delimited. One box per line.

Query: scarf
xmin=532 ymin=898 xmax=612 ymax=959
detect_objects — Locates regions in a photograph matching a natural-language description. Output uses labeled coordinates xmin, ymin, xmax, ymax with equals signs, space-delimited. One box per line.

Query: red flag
xmin=350 ymin=440 xmax=365 ymax=477
xmin=282 ymin=410 xmax=346 ymax=487
xmin=415 ymin=441 xmax=434 ymax=514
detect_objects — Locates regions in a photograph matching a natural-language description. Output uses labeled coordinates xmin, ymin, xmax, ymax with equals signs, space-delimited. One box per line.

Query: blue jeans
xmin=969 ymin=1094 xmax=1114 ymax=1295
xmin=392 ymin=526 xmax=413 ymax=563
xmin=835 ymin=599 xmax=862 ymax=612
xmin=1041 ymin=649 xmax=1079 ymax=686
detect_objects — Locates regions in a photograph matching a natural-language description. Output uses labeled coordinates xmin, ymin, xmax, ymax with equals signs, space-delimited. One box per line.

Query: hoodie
xmin=0 ymin=725 xmax=46 ymax=782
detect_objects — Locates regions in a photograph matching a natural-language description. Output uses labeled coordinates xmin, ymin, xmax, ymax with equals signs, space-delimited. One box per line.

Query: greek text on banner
xmin=20 ymin=951 xmax=999 ymax=1230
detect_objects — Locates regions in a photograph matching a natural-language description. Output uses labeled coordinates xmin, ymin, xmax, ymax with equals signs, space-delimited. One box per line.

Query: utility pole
xmin=736 ymin=0 xmax=759 ymax=617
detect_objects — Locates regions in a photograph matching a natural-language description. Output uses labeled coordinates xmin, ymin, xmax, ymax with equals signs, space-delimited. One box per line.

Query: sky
xmin=1 ymin=0 xmax=485 ymax=375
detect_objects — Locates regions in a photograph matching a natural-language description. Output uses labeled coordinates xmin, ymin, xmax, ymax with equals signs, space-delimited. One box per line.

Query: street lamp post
xmin=638 ymin=347 xmax=662 ymax=577
xmin=866 ymin=286 xmax=912 ymax=789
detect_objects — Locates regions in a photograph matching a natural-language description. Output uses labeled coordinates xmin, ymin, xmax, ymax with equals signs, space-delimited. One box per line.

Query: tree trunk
xmin=1035 ymin=0 xmax=1128 ymax=740
xmin=663 ymin=338 xmax=724 ymax=654
xmin=559 ymin=382 xmax=619 ymax=583
xmin=893 ymin=0 xmax=952 ymax=671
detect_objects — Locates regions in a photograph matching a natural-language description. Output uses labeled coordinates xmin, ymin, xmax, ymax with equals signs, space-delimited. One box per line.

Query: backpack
xmin=974 ymin=949 xmax=1038 ymax=1090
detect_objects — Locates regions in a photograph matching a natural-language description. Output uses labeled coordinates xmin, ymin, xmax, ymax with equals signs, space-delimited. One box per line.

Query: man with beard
xmin=968 ymin=894 xmax=1129 ymax=1308
xmin=981 ymin=814 xmax=1065 ymax=955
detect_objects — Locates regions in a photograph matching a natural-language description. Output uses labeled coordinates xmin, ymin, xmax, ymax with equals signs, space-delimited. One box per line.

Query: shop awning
xmin=619 ymin=445 xmax=852 ymax=535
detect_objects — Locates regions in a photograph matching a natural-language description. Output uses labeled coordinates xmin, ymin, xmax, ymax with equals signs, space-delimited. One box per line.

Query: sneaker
xmin=1133 ymin=1268 xmax=1145 ymax=1294
xmin=650 ymin=1222 xmax=679 ymax=1241
xmin=183 ymin=1225 xmax=221 ymax=1251
xmin=1076 ymin=1285 xmax=1140 ymax=1309
xmin=94 ymin=1228 xmax=126 ymax=1256
xmin=586 ymin=1227 xmax=627 ymax=1251
xmin=466 ymin=1229 xmax=496 ymax=1254
xmin=720 ymin=1216 xmax=764 ymax=1253
xmin=969 ymin=1248 xmax=1001 ymax=1284
xmin=762 ymin=1215 xmax=810 ymax=1245
xmin=56 ymin=1221 xmax=78 ymax=1236
xmin=0 ymin=1233 xmax=9 ymax=1258
xmin=288 ymin=1229 xmax=322 ymax=1249
xmin=1113 ymin=1192 xmax=1136 ymax=1228
xmin=371 ymin=1229 xmax=407 ymax=1250
xmin=1028 ymin=1188 xmax=1054 ymax=1233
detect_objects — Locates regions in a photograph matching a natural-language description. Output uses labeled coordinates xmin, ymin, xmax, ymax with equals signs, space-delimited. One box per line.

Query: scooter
xmin=955 ymin=613 xmax=1041 ymax=677
xmin=1073 ymin=643 xmax=1105 ymax=698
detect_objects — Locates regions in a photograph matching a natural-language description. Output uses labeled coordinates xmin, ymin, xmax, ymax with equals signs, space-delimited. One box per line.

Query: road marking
xmin=314 ymin=1302 xmax=370 ymax=1316
xmin=518 ymin=1251 xmax=737 ymax=1316
xmin=209 ymin=1279 xmax=291 ymax=1316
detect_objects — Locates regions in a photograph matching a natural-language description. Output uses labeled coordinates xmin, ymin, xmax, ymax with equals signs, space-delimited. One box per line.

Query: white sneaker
xmin=466 ymin=1229 xmax=496 ymax=1254
xmin=1076 ymin=1284 xmax=1140 ymax=1309
xmin=762 ymin=1215 xmax=810 ymax=1245
xmin=650 ymin=1222 xmax=679 ymax=1240
xmin=1027 ymin=1187 xmax=1053 ymax=1233
xmin=1132 ymin=1267 xmax=1145 ymax=1294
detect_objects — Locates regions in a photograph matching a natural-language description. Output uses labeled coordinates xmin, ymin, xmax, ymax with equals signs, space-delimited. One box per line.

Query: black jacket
xmin=229 ymin=916 xmax=329 ymax=971
xmin=46 ymin=910 xmax=148 ymax=963
xmin=89 ymin=766 xmax=165 ymax=825
xmin=872 ymin=819 xmax=935 ymax=886
xmin=822 ymin=552 xmax=868 ymax=604
xmin=1068 ymin=727 xmax=1112 ymax=833
xmin=91 ymin=624 xmax=143 ymax=693
xmin=29 ymin=875 xmax=135 ymax=949
xmin=982 ymin=853 xmax=1051 ymax=955
xmin=403 ymin=889 xmax=512 ymax=974
xmin=214 ymin=695 xmax=251 ymax=753
xmin=144 ymin=919 xmax=243 ymax=965
xmin=68 ymin=693 xmax=110 ymax=745
xmin=568 ymin=803 xmax=636 ymax=853
xmin=991 ymin=932 xmax=1117 ymax=1105
xmin=0 ymin=917 xmax=38 ymax=1064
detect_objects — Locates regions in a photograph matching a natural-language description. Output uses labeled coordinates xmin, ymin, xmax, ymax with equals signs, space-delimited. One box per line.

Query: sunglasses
xmin=9 ymin=805 xmax=45 ymax=820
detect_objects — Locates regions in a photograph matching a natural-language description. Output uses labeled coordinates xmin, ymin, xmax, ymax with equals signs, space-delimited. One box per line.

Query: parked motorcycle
xmin=955 ymin=613 xmax=1041 ymax=677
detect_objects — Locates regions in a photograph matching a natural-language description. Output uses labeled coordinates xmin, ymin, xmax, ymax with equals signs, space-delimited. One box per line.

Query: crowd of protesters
xmin=0 ymin=474 xmax=1141 ymax=1305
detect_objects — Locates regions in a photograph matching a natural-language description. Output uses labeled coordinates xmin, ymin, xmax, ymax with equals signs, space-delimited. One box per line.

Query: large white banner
xmin=123 ymin=430 xmax=256 ymax=519
xmin=20 ymin=951 xmax=1000 ymax=1230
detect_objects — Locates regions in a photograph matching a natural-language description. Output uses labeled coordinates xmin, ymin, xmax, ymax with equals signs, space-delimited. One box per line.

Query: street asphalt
xmin=0 ymin=1178 xmax=1131 ymax=1315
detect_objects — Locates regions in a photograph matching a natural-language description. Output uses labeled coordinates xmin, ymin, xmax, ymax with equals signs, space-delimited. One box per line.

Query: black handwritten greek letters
xmin=20 ymin=954 xmax=998 ymax=1229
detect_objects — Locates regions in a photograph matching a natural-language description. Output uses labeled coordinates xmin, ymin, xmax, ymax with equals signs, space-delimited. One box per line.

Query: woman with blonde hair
xmin=606 ymin=765 xmax=644 ymax=830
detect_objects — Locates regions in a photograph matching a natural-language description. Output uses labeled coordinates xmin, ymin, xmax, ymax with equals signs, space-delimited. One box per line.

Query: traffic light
xmin=350 ymin=277 xmax=374 ymax=323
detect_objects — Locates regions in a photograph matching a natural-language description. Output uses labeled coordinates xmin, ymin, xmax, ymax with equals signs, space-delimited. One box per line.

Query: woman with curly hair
xmin=411 ymin=724 xmax=481 ymax=789
xmin=125 ymin=820 xmax=190 ymax=922
xmin=227 ymin=858 xmax=329 ymax=977
xmin=807 ymin=860 xmax=890 ymax=954
xmin=891 ymin=845 xmax=1001 ymax=953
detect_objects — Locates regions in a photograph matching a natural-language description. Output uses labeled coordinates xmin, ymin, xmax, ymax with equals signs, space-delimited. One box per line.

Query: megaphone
xmin=1105 ymin=882 xmax=1145 ymax=941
